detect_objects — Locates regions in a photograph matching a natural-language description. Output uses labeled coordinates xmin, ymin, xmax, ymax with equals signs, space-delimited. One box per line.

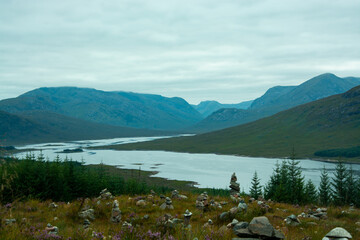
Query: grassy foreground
xmin=1 ymin=192 xmax=359 ymax=240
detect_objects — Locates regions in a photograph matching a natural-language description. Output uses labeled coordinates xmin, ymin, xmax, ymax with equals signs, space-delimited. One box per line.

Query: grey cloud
xmin=0 ymin=0 xmax=360 ymax=104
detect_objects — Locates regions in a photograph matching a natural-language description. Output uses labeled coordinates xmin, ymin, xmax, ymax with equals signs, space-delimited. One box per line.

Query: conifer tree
xmin=264 ymin=161 xmax=281 ymax=200
xmin=319 ymin=166 xmax=331 ymax=206
xmin=332 ymin=161 xmax=347 ymax=205
xmin=286 ymin=159 xmax=305 ymax=204
xmin=250 ymin=171 xmax=262 ymax=199
xmin=345 ymin=165 xmax=357 ymax=205
xmin=305 ymin=179 xmax=318 ymax=204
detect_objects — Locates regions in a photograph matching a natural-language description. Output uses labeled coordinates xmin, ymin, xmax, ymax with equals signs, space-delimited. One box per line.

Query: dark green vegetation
xmin=191 ymin=100 xmax=253 ymax=117
xmin=193 ymin=73 xmax=360 ymax=132
xmin=315 ymin=146 xmax=360 ymax=158
xmin=0 ymin=154 xmax=197 ymax=204
xmin=262 ymin=159 xmax=360 ymax=206
xmin=0 ymin=87 xmax=203 ymax=131
xmin=0 ymin=110 xmax=169 ymax=145
xmin=106 ymin=85 xmax=360 ymax=160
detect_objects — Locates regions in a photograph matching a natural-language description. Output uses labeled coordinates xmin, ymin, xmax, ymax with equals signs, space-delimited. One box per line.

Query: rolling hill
xmin=0 ymin=87 xmax=203 ymax=131
xmin=192 ymin=100 xmax=253 ymax=117
xmin=192 ymin=73 xmax=360 ymax=132
xmin=106 ymin=85 xmax=360 ymax=160
xmin=0 ymin=110 xmax=169 ymax=145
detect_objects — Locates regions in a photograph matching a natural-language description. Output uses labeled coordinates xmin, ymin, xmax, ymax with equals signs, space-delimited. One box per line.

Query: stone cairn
xmin=229 ymin=173 xmax=240 ymax=202
xmin=78 ymin=198 xmax=95 ymax=221
xmin=160 ymin=197 xmax=174 ymax=210
xmin=232 ymin=216 xmax=285 ymax=239
xmin=195 ymin=192 xmax=209 ymax=210
xmin=322 ymin=227 xmax=352 ymax=240
xmin=45 ymin=223 xmax=59 ymax=236
xmin=183 ymin=209 xmax=192 ymax=229
xmin=110 ymin=200 xmax=122 ymax=223
xmin=99 ymin=188 xmax=113 ymax=200
xmin=171 ymin=189 xmax=188 ymax=200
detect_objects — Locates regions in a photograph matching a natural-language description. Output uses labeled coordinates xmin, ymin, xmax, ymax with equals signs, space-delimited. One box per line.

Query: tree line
xmin=0 ymin=154 xmax=172 ymax=203
xmin=249 ymin=159 xmax=360 ymax=206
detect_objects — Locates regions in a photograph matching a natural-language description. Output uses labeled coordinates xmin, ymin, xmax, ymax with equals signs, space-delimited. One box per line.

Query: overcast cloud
xmin=0 ymin=0 xmax=360 ymax=103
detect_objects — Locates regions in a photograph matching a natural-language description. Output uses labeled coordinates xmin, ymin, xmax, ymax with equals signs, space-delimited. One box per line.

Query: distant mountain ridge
xmin=192 ymin=73 xmax=360 ymax=132
xmin=0 ymin=87 xmax=203 ymax=131
xmin=110 ymin=85 xmax=360 ymax=160
xmin=192 ymin=100 xmax=253 ymax=117
xmin=0 ymin=110 xmax=169 ymax=145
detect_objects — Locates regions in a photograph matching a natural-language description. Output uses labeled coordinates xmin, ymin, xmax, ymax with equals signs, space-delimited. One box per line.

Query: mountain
xmin=191 ymin=73 xmax=360 ymax=132
xmin=192 ymin=100 xmax=253 ymax=117
xmin=0 ymin=87 xmax=203 ymax=131
xmin=0 ymin=110 xmax=169 ymax=145
xmin=107 ymin=85 xmax=360 ymax=160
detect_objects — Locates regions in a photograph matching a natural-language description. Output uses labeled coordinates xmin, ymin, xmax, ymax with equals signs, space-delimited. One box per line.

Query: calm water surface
xmin=15 ymin=136 xmax=360 ymax=191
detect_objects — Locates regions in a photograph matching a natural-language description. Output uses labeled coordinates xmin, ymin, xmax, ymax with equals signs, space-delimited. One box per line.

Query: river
xmin=14 ymin=136 xmax=360 ymax=191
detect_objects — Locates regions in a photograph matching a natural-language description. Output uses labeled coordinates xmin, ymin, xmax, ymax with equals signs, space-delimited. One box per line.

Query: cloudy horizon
xmin=1 ymin=0 xmax=360 ymax=104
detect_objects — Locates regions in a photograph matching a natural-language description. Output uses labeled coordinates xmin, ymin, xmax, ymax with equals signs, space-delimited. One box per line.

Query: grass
xmin=1 ymin=193 xmax=359 ymax=240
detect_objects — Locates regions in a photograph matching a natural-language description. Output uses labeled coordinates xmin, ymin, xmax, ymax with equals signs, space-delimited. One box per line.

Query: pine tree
xmin=332 ymin=161 xmax=347 ymax=205
xmin=286 ymin=159 xmax=305 ymax=204
xmin=345 ymin=165 xmax=357 ymax=205
xmin=305 ymin=179 xmax=318 ymax=204
xmin=250 ymin=171 xmax=262 ymax=199
xmin=319 ymin=166 xmax=331 ymax=206
xmin=264 ymin=161 xmax=281 ymax=200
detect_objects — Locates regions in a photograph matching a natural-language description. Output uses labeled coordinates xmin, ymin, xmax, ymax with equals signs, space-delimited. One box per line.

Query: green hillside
xmin=105 ymin=85 xmax=360 ymax=161
xmin=0 ymin=110 xmax=169 ymax=145
xmin=192 ymin=73 xmax=360 ymax=132
xmin=0 ymin=87 xmax=203 ymax=131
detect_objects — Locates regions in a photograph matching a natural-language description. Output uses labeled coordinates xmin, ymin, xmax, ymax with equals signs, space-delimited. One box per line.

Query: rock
xmin=110 ymin=200 xmax=121 ymax=223
xmin=238 ymin=202 xmax=248 ymax=212
xmin=203 ymin=219 xmax=213 ymax=228
xmin=184 ymin=209 xmax=192 ymax=226
xmin=234 ymin=228 xmax=254 ymax=238
xmin=274 ymin=229 xmax=285 ymax=239
xmin=99 ymin=188 xmax=113 ymax=199
xmin=83 ymin=219 xmax=91 ymax=229
xmin=122 ymin=221 xmax=132 ymax=228
xmin=49 ymin=202 xmax=58 ymax=209
xmin=323 ymin=227 xmax=352 ymax=239
xmin=248 ymin=216 xmax=274 ymax=237
xmin=172 ymin=218 xmax=183 ymax=224
xmin=45 ymin=223 xmax=59 ymax=235
xmin=230 ymin=207 xmax=239 ymax=215
xmin=196 ymin=192 xmax=209 ymax=210
xmin=79 ymin=209 xmax=95 ymax=220
xmin=136 ymin=200 xmax=147 ymax=207
xmin=219 ymin=212 xmax=230 ymax=221
xmin=5 ymin=219 xmax=16 ymax=225
xmin=233 ymin=222 xmax=249 ymax=233
xmin=231 ymin=219 xmax=239 ymax=226
xmin=285 ymin=214 xmax=301 ymax=226
xmin=229 ymin=173 xmax=240 ymax=197
xmin=160 ymin=197 xmax=174 ymax=210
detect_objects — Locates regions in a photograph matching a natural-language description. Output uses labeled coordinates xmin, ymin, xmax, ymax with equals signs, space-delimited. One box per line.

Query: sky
xmin=0 ymin=0 xmax=360 ymax=104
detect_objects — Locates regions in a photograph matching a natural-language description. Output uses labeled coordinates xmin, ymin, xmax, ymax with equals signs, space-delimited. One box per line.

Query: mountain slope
xmin=107 ymin=85 xmax=360 ymax=160
xmin=192 ymin=100 xmax=253 ymax=117
xmin=192 ymin=73 xmax=360 ymax=132
xmin=0 ymin=110 xmax=169 ymax=145
xmin=0 ymin=87 xmax=203 ymax=131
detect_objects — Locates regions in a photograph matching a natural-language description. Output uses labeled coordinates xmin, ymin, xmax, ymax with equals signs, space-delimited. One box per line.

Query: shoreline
xmin=92 ymin=144 xmax=360 ymax=165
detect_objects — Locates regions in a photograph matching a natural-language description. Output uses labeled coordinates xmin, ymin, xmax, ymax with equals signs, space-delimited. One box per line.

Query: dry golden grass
xmin=1 ymin=192 xmax=359 ymax=240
